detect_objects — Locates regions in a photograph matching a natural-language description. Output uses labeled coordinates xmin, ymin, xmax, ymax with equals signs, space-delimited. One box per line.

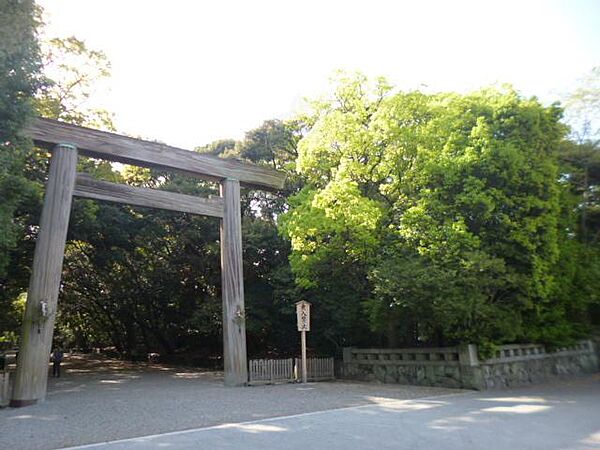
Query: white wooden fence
xmin=248 ymin=357 xmax=334 ymax=385
xmin=295 ymin=357 xmax=335 ymax=381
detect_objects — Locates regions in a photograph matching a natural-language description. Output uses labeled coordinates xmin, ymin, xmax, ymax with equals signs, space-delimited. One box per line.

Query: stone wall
xmin=341 ymin=346 xmax=470 ymax=389
xmin=341 ymin=340 xmax=599 ymax=390
xmin=474 ymin=341 xmax=598 ymax=389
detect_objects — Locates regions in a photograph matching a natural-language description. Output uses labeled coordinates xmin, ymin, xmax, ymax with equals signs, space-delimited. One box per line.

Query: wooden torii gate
xmin=10 ymin=118 xmax=285 ymax=407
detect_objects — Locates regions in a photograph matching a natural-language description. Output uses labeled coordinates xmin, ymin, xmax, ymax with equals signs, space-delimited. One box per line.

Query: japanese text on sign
xmin=296 ymin=300 xmax=311 ymax=332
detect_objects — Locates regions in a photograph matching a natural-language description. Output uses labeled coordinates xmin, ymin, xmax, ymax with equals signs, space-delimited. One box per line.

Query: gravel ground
xmin=62 ymin=374 xmax=600 ymax=450
xmin=0 ymin=354 xmax=464 ymax=450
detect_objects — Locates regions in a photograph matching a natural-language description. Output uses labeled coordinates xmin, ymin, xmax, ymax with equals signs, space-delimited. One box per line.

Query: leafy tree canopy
xmin=281 ymin=73 xmax=578 ymax=347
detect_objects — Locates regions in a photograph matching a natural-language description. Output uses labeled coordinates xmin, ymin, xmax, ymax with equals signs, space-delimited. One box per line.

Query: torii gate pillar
xmin=220 ymin=178 xmax=248 ymax=386
xmin=10 ymin=144 xmax=78 ymax=407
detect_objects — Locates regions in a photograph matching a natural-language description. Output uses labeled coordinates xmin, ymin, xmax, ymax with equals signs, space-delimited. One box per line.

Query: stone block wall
xmin=341 ymin=346 xmax=467 ymax=389
xmin=475 ymin=341 xmax=598 ymax=389
xmin=341 ymin=340 xmax=599 ymax=390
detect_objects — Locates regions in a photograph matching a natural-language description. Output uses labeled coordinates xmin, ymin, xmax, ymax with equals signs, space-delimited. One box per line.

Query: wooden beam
xmin=23 ymin=117 xmax=286 ymax=191
xmin=11 ymin=144 xmax=78 ymax=407
xmin=73 ymin=174 xmax=224 ymax=218
xmin=220 ymin=179 xmax=248 ymax=386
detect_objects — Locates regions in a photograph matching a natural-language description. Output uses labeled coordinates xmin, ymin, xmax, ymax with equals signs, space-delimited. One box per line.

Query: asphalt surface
xmin=63 ymin=374 xmax=600 ymax=450
xmin=0 ymin=354 xmax=459 ymax=449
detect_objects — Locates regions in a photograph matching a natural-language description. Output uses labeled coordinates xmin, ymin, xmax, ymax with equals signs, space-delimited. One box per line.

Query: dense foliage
xmin=281 ymin=74 xmax=600 ymax=350
xmin=55 ymin=137 xmax=301 ymax=362
xmin=1 ymin=3 xmax=598 ymax=359
xmin=0 ymin=0 xmax=45 ymax=340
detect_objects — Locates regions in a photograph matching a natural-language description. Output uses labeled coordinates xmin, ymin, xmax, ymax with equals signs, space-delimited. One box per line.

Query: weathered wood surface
xmin=301 ymin=330 xmax=307 ymax=383
xmin=248 ymin=359 xmax=295 ymax=385
xmin=73 ymin=174 xmax=224 ymax=218
xmin=11 ymin=144 xmax=78 ymax=406
xmin=220 ymin=179 xmax=248 ymax=386
xmin=23 ymin=117 xmax=286 ymax=190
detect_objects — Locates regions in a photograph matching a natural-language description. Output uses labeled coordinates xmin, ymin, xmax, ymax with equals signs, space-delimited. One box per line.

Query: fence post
xmin=586 ymin=339 xmax=600 ymax=371
xmin=458 ymin=344 xmax=483 ymax=390
xmin=342 ymin=347 xmax=356 ymax=379
xmin=458 ymin=344 xmax=479 ymax=367
xmin=0 ymin=372 xmax=9 ymax=407
xmin=342 ymin=347 xmax=352 ymax=363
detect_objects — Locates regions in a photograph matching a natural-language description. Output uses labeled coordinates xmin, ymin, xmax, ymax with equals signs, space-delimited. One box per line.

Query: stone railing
xmin=341 ymin=340 xmax=599 ymax=390
xmin=343 ymin=347 xmax=462 ymax=365
xmin=474 ymin=340 xmax=598 ymax=389
xmin=484 ymin=343 xmax=546 ymax=362
xmin=483 ymin=341 xmax=592 ymax=363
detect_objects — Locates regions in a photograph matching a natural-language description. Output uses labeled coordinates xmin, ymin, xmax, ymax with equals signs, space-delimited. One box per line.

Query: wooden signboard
xmin=296 ymin=300 xmax=311 ymax=332
xmin=295 ymin=300 xmax=311 ymax=383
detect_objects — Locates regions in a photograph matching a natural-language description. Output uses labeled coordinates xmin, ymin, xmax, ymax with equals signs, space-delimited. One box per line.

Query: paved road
xmin=63 ymin=375 xmax=600 ymax=450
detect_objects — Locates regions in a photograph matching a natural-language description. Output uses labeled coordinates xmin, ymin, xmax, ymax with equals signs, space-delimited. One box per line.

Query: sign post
xmin=295 ymin=300 xmax=311 ymax=383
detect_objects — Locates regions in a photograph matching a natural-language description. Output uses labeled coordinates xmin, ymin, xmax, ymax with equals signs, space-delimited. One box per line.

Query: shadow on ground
xmin=71 ymin=374 xmax=600 ymax=450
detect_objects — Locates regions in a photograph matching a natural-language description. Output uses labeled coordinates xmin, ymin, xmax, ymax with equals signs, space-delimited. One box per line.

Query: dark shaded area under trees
xmin=1 ymin=2 xmax=599 ymax=365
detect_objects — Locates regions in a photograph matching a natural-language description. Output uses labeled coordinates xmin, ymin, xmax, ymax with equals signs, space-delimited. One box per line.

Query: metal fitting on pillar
xmin=54 ymin=143 xmax=78 ymax=151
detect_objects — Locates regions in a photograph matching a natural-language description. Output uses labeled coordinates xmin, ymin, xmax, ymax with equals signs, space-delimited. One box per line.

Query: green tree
xmin=561 ymin=67 xmax=600 ymax=244
xmin=282 ymin=74 xmax=571 ymax=348
xmin=1 ymin=12 xmax=116 ymax=343
xmin=280 ymin=74 xmax=393 ymax=351
xmin=556 ymin=67 xmax=600 ymax=333
xmin=0 ymin=0 xmax=44 ymax=278
xmin=36 ymin=36 xmax=114 ymax=129
xmin=54 ymin=118 xmax=304 ymax=359
xmin=0 ymin=0 xmax=45 ymax=340
xmin=564 ymin=66 xmax=600 ymax=143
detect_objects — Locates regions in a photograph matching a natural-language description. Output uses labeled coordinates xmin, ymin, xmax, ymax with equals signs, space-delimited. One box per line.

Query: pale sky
xmin=38 ymin=0 xmax=600 ymax=149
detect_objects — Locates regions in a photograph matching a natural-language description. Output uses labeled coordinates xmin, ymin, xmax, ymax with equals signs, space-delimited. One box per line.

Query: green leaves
xmin=282 ymin=74 xmax=573 ymax=347
xmin=280 ymin=180 xmax=382 ymax=289
xmin=35 ymin=36 xmax=114 ymax=130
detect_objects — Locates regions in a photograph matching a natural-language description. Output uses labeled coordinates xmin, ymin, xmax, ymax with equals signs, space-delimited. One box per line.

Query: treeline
xmin=282 ymin=75 xmax=600 ymax=352
xmin=1 ymin=2 xmax=599 ymax=362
